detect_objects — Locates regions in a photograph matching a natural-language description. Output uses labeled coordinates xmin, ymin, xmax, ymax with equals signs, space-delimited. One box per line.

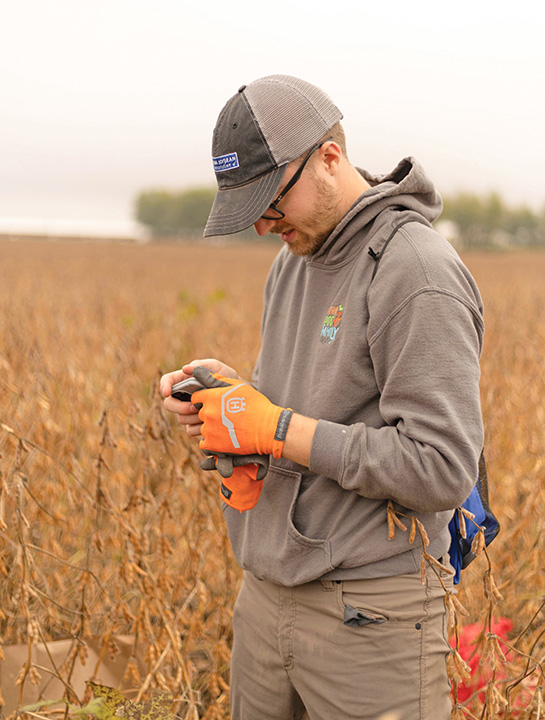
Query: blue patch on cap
xmin=213 ymin=152 xmax=240 ymax=173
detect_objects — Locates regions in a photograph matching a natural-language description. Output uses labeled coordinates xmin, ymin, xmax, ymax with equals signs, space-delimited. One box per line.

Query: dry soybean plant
xmin=0 ymin=376 xmax=237 ymax=717
xmin=0 ymin=240 xmax=270 ymax=718
xmin=0 ymin=241 xmax=544 ymax=719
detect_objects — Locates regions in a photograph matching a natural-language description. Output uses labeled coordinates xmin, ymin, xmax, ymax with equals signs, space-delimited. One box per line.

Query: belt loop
xmin=320 ymin=579 xmax=335 ymax=591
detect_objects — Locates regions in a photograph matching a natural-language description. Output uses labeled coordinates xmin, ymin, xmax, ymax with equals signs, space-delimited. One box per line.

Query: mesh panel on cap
xmin=244 ymin=75 xmax=342 ymax=165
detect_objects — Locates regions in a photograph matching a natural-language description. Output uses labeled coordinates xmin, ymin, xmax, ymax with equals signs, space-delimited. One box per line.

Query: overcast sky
xmin=2 ymin=0 xmax=544 ymax=234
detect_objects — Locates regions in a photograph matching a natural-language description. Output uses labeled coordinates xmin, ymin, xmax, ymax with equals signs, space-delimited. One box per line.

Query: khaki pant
xmin=230 ymin=565 xmax=453 ymax=720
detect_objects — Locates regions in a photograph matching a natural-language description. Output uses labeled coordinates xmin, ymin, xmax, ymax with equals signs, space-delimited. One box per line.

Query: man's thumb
xmin=192 ymin=365 xmax=231 ymax=389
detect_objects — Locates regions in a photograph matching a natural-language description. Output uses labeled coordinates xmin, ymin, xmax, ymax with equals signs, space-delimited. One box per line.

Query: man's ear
xmin=319 ymin=141 xmax=342 ymax=176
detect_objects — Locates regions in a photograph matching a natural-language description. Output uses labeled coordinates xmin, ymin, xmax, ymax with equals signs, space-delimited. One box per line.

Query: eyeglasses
xmin=261 ymin=137 xmax=333 ymax=221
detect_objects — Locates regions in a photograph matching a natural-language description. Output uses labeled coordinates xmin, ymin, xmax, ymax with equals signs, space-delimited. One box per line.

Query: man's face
xmin=253 ymin=158 xmax=343 ymax=257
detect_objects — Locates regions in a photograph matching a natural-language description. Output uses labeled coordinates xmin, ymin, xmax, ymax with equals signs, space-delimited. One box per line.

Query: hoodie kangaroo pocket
xmin=223 ymin=463 xmax=334 ymax=585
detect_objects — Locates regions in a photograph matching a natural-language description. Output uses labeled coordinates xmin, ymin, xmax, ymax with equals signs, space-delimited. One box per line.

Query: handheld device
xmin=170 ymin=377 xmax=205 ymax=402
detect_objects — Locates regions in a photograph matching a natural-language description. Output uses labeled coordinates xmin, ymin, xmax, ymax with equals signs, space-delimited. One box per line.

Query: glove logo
xmin=226 ymin=397 xmax=246 ymax=414
xmin=221 ymin=385 xmax=246 ymax=449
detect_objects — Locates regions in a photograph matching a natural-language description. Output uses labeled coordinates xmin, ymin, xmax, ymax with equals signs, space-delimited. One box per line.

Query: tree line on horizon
xmin=134 ymin=186 xmax=545 ymax=249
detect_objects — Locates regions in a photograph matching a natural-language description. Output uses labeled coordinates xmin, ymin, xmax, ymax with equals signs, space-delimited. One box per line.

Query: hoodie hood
xmin=311 ymin=157 xmax=443 ymax=265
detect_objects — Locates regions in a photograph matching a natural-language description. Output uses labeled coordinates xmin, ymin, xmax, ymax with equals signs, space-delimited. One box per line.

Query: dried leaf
xmin=118 ymin=690 xmax=174 ymax=720
xmin=87 ymin=682 xmax=128 ymax=717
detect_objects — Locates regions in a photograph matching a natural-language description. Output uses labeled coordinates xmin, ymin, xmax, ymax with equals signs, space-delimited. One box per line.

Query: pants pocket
xmin=327 ymin=572 xmax=451 ymax=719
xmin=335 ymin=575 xmax=427 ymax=628
xmin=342 ymin=603 xmax=387 ymax=627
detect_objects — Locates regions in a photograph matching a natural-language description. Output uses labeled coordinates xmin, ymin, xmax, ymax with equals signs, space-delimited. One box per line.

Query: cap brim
xmin=203 ymin=165 xmax=287 ymax=237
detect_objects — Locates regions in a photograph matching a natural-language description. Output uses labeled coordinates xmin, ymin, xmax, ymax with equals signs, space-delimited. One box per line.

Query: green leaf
xmin=72 ymin=698 xmax=110 ymax=719
xmin=84 ymin=683 xmax=128 ymax=719
xmin=20 ymin=699 xmax=68 ymax=713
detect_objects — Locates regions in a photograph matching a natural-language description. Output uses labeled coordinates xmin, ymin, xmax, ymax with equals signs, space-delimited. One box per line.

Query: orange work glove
xmin=192 ymin=366 xmax=293 ymax=459
xmin=200 ymin=451 xmax=269 ymax=512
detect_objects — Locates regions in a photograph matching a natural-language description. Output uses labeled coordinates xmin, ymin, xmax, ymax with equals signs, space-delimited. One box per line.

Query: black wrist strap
xmin=274 ymin=409 xmax=293 ymax=442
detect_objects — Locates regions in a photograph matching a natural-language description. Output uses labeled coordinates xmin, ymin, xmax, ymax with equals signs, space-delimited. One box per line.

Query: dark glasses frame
xmin=261 ymin=137 xmax=333 ymax=221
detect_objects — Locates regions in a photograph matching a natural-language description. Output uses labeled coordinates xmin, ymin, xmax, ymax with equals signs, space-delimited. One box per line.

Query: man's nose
xmin=253 ymin=217 xmax=276 ymax=236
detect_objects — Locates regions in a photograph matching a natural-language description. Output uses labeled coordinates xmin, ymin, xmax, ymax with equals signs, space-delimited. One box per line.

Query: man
xmin=161 ymin=75 xmax=484 ymax=720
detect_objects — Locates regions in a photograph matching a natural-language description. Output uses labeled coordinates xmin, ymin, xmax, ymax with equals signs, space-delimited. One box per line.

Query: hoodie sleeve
xmin=309 ymin=235 xmax=485 ymax=513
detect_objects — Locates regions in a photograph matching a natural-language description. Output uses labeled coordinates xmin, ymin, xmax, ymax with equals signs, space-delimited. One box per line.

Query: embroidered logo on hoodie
xmin=320 ymin=303 xmax=343 ymax=344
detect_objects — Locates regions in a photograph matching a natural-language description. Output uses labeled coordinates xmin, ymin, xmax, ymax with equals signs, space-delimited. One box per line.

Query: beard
xmin=271 ymin=176 xmax=343 ymax=257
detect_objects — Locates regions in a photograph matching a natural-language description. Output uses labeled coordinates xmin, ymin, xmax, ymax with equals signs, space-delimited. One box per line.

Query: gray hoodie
xmin=223 ymin=157 xmax=484 ymax=586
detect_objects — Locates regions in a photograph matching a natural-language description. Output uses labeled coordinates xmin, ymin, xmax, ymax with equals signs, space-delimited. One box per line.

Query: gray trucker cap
xmin=203 ymin=75 xmax=343 ymax=237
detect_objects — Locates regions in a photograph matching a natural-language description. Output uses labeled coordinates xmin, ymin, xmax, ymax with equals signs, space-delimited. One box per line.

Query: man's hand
xmin=162 ymin=361 xmax=318 ymax=468
xmin=161 ymin=359 xmax=239 ymax=439
xmin=201 ymin=451 xmax=269 ymax=512
xmin=192 ymin=366 xmax=292 ymax=459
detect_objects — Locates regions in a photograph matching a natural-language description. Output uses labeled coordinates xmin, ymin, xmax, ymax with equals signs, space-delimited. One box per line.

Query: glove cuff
xmin=271 ymin=408 xmax=293 ymax=459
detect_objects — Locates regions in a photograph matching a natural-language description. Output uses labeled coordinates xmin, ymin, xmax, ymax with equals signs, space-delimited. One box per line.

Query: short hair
xmin=325 ymin=121 xmax=348 ymax=158
xmin=293 ymin=121 xmax=348 ymax=166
